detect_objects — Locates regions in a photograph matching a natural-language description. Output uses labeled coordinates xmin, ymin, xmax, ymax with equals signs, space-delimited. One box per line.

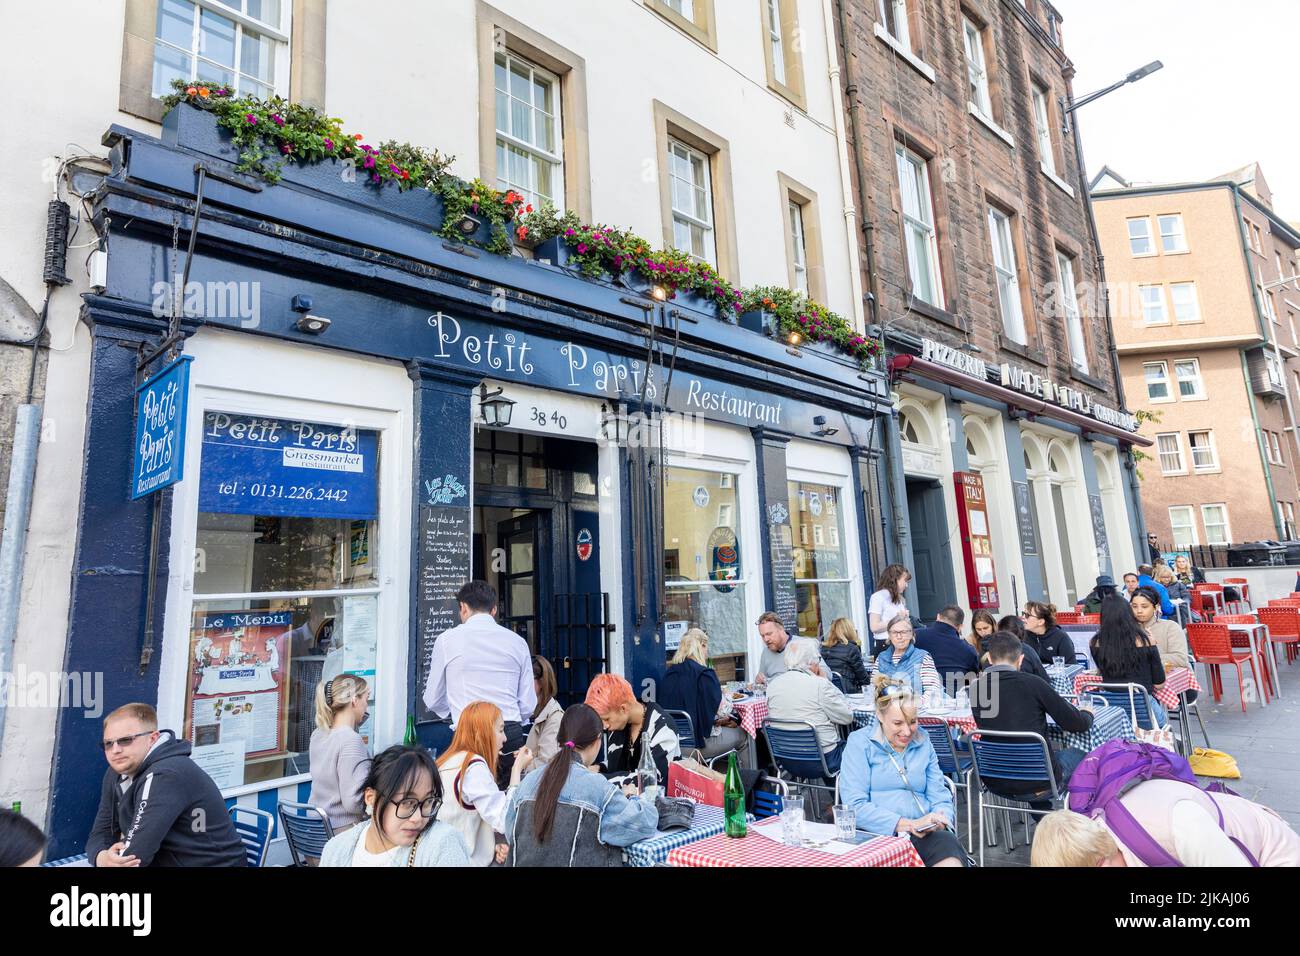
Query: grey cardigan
xmin=319 ymin=820 xmax=471 ymax=867
xmin=308 ymin=726 xmax=372 ymax=830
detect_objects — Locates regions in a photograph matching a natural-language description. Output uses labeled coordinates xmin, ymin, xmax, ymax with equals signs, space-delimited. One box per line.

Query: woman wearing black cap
xmin=1081 ymin=575 xmax=1118 ymax=615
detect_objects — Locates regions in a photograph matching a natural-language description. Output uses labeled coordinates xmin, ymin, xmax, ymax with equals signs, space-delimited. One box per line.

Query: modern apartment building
xmin=833 ymin=0 xmax=1147 ymax=620
xmin=1094 ymin=163 xmax=1300 ymax=551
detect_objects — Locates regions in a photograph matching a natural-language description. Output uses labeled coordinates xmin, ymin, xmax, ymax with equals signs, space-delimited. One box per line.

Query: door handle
xmin=562 ymin=657 xmax=572 ymax=670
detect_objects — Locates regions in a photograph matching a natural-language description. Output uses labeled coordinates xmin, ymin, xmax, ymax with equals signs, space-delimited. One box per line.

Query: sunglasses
xmin=390 ymin=795 xmax=442 ymax=820
xmin=102 ymin=730 xmax=153 ymax=752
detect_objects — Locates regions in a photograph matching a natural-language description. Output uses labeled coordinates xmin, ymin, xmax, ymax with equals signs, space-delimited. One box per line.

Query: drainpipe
xmin=1231 ymin=186 xmax=1289 ymax=540
xmin=821 ymin=0 xmax=865 ymax=330
xmin=834 ymin=0 xmax=880 ymax=331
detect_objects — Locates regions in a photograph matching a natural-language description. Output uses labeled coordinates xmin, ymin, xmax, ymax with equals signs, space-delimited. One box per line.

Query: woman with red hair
xmin=584 ymin=673 xmax=680 ymax=785
xmin=435 ymin=701 xmax=533 ymax=866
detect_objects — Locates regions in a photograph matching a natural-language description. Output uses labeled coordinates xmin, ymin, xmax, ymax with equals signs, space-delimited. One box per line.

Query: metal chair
xmin=762 ymin=720 xmax=839 ymax=816
xmin=663 ymin=709 xmax=697 ymax=750
xmin=961 ymin=729 xmax=1065 ymax=868
xmin=829 ymin=671 xmax=846 ymax=692
xmin=1092 ymin=681 xmax=1168 ymax=738
xmin=750 ymin=776 xmax=789 ymax=819
xmin=277 ymin=801 xmax=336 ymax=867
xmin=919 ymin=717 xmax=975 ymax=852
xmin=228 ymin=805 xmax=275 ymax=868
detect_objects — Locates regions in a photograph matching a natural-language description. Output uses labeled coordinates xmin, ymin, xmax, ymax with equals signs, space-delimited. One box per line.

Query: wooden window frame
xmin=777 ymin=172 xmax=826 ymax=303
xmin=646 ymin=0 xmax=718 ymax=52
xmin=760 ymin=0 xmax=806 ymax=109
xmin=652 ymin=101 xmax=739 ymax=278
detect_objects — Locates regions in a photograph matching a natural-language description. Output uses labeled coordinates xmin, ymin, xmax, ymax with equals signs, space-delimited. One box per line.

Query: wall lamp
xmin=478 ymin=383 xmax=516 ymax=428
xmin=291 ymin=294 xmax=330 ymax=334
xmin=811 ymin=415 xmax=839 ymax=438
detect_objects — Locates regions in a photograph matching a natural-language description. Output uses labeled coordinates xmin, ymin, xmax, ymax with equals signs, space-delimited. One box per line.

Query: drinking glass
xmin=1052 ymin=656 xmax=1067 ymax=675
xmin=780 ymin=804 xmax=805 ymax=846
xmin=832 ymin=804 xmax=856 ymax=843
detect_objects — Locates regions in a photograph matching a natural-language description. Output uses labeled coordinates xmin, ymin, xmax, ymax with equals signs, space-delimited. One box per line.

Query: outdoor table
xmin=625 ymin=802 xmax=749 ymax=867
xmin=1058 ymin=626 xmax=1097 ymax=669
xmin=732 ymin=694 xmax=768 ymax=767
xmin=1223 ymin=621 xmax=1279 ymax=705
xmin=1046 ymin=702 xmax=1132 ymax=752
xmin=849 ymin=697 xmax=977 ymax=735
xmin=1048 ymin=663 xmax=1084 ymax=698
xmin=39 ymin=853 xmax=89 ymax=868
xmin=1074 ymin=667 xmax=1199 ymax=712
xmin=667 ymin=825 xmax=923 ymax=867
xmin=1199 ymin=589 xmax=1227 ymax=617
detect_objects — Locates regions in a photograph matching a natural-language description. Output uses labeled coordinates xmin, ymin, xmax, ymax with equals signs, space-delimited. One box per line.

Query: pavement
xmin=979 ymin=649 xmax=1300 ymax=867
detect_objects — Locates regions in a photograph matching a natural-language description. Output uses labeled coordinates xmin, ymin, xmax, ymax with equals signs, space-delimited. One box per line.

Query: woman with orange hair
xmin=435 ymin=701 xmax=533 ymax=866
xmin=584 ymin=673 xmax=681 ymax=786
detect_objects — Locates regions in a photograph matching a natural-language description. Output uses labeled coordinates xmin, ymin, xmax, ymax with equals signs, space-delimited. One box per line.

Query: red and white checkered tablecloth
xmin=667 ymin=830 xmax=923 ymax=868
xmin=1074 ymin=667 xmax=1200 ymax=710
xmin=733 ymin=697 xmax=768 ymax=738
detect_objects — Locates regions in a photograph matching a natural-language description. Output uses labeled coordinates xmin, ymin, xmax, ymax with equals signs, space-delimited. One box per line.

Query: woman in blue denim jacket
xmin=838 ymin=675 xmax=966 ymax=867
xmin=504 ymin=703 xmax=659 ymax=866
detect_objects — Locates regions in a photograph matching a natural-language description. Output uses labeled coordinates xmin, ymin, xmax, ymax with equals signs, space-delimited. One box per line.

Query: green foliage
xmin=738 ymin=286 xmax=881 ymax=363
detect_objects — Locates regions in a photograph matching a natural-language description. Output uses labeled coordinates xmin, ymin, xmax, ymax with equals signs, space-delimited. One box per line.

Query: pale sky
xmin=1055 ymin=0 xmax=1300 ymax=222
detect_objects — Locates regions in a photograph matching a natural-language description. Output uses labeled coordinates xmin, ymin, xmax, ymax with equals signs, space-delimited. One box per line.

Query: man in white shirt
xmin=423 ymin=580 xmax=537 ymax=787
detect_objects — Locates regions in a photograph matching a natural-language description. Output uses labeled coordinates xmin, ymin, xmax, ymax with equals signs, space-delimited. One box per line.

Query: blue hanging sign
xmin=198 ymin=412 xmax=379 ymax=520
xmin=131 ymin=355 xmax=194 ymax=499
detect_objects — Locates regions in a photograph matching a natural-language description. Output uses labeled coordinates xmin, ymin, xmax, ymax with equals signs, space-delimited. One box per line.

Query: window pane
xmin=795 ymin=581 xmax=852 ymax=641
xmin=153 ymin=41 xmax=193 ymax=97
xmin=664 ymin=466 xmax=742 ymax=584
xmin=1128 ymin=219 xmax=1152 ymax=255
xmin=245 ymin=0 xmax=281 ymax=25
xmin=158 ymin=0 xmax=196 ymax=48
xmin=198 ymin=8 xmax=237 ymax=67
xmin=787 ymin=482 xmax=847 ymax=581
xmin=1140 ymin=286 xmax=1166 ymax=323
xmin=663 ymin=583 xmax=747 ymax=659
xmin=1159 ymin=215 xmax=1186 ymax=252
xmin=239 ymin=29 xmax=276 ymax=84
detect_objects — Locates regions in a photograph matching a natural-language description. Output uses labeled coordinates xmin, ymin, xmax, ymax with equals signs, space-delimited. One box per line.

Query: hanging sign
xmin=131 ymin=356 xmax=193 ymax=499
xmin=198 ymin=412 xmax=379 ymax=520
xmin=953 ymin=471 xmax=1000 ymax=609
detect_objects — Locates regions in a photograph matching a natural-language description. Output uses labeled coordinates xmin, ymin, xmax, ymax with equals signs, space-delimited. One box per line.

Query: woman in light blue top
xmin=838 ymin=674 xmax=965 ymax=867
xmin=320 ymin=745 xmax=470 ymax=867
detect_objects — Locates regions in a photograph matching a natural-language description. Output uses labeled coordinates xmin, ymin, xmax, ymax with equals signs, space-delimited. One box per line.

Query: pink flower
xmin=245 ymin=114 xmax=258 ymax=125
xmin=324 ymin=138 xmax=334 ymax=151
xmin=371 ymin=172 xmax=381 ymax=183
xmin=577 ymin=243 xmax=588 ymax=254
xmin=565 ymin=228 xmax=576 ymax=237
xmin=363 ymin=155 xmax=375 ymax=169
xmin=272 ymin=113 xmax=284 ymax=126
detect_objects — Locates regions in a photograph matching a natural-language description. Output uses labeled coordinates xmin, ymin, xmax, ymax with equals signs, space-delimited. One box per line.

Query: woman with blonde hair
xmin=821 ymin=618 xmax=870 ymax=693
xmin=308 ymin=673 xmax=372 ymax=831
xmin=837 ymin=674 xmax=965 ymax=866
xmin=659 ymin=628 xmax=748 ymax=759
xmin=436 ymin=701 xmax=534 ymax=866
xmin=1153 ymin=563 xmax=1194 ymax=626
xmin=525 ymin=655 xmax=564 ymax=770
xmin=969 ymin=609 xmax=998 ymax=655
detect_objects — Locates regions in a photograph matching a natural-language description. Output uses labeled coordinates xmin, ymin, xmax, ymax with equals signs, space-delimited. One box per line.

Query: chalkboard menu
xmin=1013 ymin=480 xmax=1037 ymax=556
xmin=1089 ymin=493 xmax=1111 ymax=575
xmin=756 ymin=434 xmax=798 ymax=632
xmin=415 ymin=504 xmax=471 ymax=721
xmin=768 ymin=513 xmax=797 ymax=629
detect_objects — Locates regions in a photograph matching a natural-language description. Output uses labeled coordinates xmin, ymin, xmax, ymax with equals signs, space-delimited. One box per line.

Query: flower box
xmin=738 ymin=309 xmax=779 ymax=337
xmin=531 ymin=235 xmax=575 ymax=269
xmin=669 ymin=287 xmax=722 ymax=322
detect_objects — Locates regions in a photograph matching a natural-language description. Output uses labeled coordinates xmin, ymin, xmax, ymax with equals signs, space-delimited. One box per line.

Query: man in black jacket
xmin=86 ymin=703 xmax=246 ymax=867
xmin=914 ymin=605 xmax=978 ymax=693
xmin=972 ymin=633 xmax=1093 ymax=809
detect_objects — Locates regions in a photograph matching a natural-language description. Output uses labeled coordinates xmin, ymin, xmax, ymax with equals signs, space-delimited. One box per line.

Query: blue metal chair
xmin=751 ymin=777 xmax=789 ymax=819
xmin=277 ymin=801 xmax=335 ymax=866
xmin=762 ymin=720 xmax=839 ymax=815
xmin=829 ymin=671 xmax=845 ymax=692
xmin=961 ymin=729 xmax=1064 ymax=868
xmin=228 ymin=805 xmax=276 ymax=868
xmin=663 ymin=709 xmax=697 ymax=750
xmin=919 ymin=718 xmax=975 ymax=852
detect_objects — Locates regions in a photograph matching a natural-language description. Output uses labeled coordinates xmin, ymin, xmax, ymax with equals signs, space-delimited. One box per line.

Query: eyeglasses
xmin=888 ymin=627 xmax=914 ymax=637
xmin=102 ymin=731 xmax=152 ymax=752
xmin=391 ymin=795 xmax=442 ymax=820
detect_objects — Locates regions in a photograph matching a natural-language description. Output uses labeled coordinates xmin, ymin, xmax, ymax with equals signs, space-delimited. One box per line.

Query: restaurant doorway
xmin=905 ymin=477 xmax=957 ymax=621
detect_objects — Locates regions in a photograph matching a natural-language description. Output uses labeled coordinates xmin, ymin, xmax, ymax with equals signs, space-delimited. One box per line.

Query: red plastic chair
xmin=1080 ymin=614 xmax=1100 ymax=626
xmin=1223 ymin=577 xmax=1251 ymax=607
xmin=1189 ymin=590 xmax=1213 ymax=623
xmin=1055 ymin=611 xmax=1084 ymax=625
xmin=1215 ymin=612 xmax=1275 ymax=701
xmin=1187 ymin=623 xmax=1262 ymax=712
xmin=1267 ymin=598 xmax=1300 ymax=607
xmin=1257 ymin=606 xmax=1300 ymax=667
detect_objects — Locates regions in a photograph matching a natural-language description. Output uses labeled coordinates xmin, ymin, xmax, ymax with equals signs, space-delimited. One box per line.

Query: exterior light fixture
xmin=811 ymin=415 xmax=839 ymax=438
xmin=600 ymin=401 xmax=630 ymax=444
xmin=959 ymin=342 xmax=982 ymax=353
xmin=295 ymin=314 xmax=331 ymax=334
xmin=651 ymin=284 xmax=667 ymax=301
xmin=457 ymin=214 xmax=480 ymax=236
xmin=478 ymin=383 xmax=515 ymax=428
xmin=785 ymin=329 xmax=803 ymax=357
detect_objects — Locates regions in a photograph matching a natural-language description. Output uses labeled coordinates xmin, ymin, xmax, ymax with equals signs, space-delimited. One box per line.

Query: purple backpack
xmin=1066 ymin=740 xmax=1258 ymax=867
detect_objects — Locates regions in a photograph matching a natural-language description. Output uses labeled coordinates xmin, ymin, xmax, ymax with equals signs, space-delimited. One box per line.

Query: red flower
xmin=525 ymin=204 xmax=533 ymax=213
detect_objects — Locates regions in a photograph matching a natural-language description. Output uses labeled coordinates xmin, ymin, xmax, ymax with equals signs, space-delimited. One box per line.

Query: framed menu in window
xmin=953 ymin=471 xmax=999 ymax=609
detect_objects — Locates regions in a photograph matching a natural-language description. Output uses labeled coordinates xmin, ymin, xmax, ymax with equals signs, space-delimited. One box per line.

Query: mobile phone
xmin=913 ymin=821 xmax=939 ymax=833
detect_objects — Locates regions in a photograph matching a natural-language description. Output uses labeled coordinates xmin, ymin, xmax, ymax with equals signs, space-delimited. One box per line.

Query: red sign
xmin=953 ymin=472 xmax=999 ymax=609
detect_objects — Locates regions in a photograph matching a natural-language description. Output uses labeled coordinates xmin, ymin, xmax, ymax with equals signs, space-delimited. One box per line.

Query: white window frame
xmin=1267 ymin=430 xmax=1283 ymax=465
xmin=1201 ymin=503 xmax=1231 ymax=545
xmin=962 ymin=17 xmax=992 ymax=120
xmin=1168 ymin=506 xmax=1198 ymax=548
xmin=1140 ymin=284 xmax=1168 ymax=325
xmin=1032 ymin=85 xmax=1057 ymax=177
xmin=495 ymin=51 xmax=564 ymax=210
xmin=153 ymin=0 xmax=292 ymax=99
xmin=1056 ymin=251 xmax=1087 ymax=374
xmin=666 ymin=0 xmax=696 ymax=18
xmin=877 ymin=0 xmax=911 ymax=50
xmin=988 ymin=207 xmax=1026 ymax=344
xmin=766 ymin=0 xmax=787 ymax=87
xmin=1144 ymin=361 xmax=1172 ymax=402
xmin=788 ymin=199 xmax=809 ymax=295
xmin=1170 ymin=282 xmax=1201 ymax=324
xmin=896 ymin=145 xmax=945 ymax=308
xmin=1156 ymin=432 xmax=1185 ymax=475
xmin=1265 ymin=351 xmax=1284 ymax=387
xmin=787 ymin=458 xmax=864 ymax=643
xmin=668 ymin=138 xmax=717 ymax=267
xmin=1174 ymin=358 xmax=1205 ymax=400
xmin=1188 ymin=430 xmax=1218 ymax=472
xmin=1281 ymin=501 xmax=1296 ymax=539
xmin=1158 ymin=214 xmax=1188 ymax=253
xmin=1128 ymin=217 xmax=1154 ymax=256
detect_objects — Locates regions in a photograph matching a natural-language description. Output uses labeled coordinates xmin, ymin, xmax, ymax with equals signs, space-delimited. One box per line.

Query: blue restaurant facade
xmin=43 ymin=108 xmax=893 ymax=855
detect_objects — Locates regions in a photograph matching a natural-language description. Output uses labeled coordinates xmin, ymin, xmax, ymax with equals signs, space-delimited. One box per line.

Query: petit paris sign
xmin=131 ymin=356 xmax=193 ymax=498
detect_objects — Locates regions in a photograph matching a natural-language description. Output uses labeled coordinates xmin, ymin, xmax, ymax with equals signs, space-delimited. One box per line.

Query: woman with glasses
xmin=503 ymin=704 xmax=659 ymax=866
xmin=319 ymin=745 xmax=471 ymax=867
xmin=873 ymin=613 xmax=942 ymax=700
xmin=436 ymin=701 xmax=534 ymax=866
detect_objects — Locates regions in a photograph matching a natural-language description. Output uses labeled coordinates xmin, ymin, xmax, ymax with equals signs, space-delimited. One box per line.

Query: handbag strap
xmin=884 ymin=748 xmax=929 ymax=818
xmin=405 ymin=831 xmax=423 ymax=868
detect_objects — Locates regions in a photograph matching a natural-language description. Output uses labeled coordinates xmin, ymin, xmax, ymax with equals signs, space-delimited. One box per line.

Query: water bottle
xmin=724 ymin=751 xmax=747 ymax=837
xmin=635 ymin=730 xmax=661 ymax=801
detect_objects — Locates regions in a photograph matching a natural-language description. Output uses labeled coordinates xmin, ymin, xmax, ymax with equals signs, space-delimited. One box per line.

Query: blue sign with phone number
xmin=198 ymin=412 xmax=379 ymax=520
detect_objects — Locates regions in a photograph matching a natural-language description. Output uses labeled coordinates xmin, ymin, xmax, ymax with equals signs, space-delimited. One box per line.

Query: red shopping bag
xmin=667 ymin=755 xmax=725 ymax=806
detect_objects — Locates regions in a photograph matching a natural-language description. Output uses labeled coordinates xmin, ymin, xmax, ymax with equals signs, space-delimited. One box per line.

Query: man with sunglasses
xmin=86 ymin=703 xmax=246 ymax=867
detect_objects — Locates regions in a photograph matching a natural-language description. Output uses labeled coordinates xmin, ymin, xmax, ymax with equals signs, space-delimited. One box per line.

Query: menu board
xmin=768 ymin=516 xmax=797 ymax=628
xmin=953 ymin=472 xmax=999 ymax=609
xmin=1013 ymin=479 xmax=1037 ymax=556
xmin=415 ymin=504 xmax=471 ymax=721
xmin=1089 ymin=493 xmax=1112 ymax=576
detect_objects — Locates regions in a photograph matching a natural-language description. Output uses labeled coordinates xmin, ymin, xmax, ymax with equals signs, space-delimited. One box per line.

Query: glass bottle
xmin=635 ymin=726 xmax=661 ymax=801
xmin=403 ymin=714 xmax=418 ymax=748
xmin=724 ymin=751 xmax=746 ymax=837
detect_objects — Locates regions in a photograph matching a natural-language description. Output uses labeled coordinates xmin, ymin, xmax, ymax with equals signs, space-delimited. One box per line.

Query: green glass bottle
xmin=403 ymin=714 xmax=418 ymax=747
xmin=10 ymin=801 xmax=20 ymax=815
xmin=724 ymin=751 xmax=746 ymax=838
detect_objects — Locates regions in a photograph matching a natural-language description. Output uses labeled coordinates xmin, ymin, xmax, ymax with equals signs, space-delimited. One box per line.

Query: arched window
xmin=899 ymin=413 xmax=920 ymax=444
